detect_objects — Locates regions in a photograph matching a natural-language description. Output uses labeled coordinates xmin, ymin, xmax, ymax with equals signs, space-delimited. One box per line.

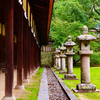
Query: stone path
xmin=38 ymin=67 xmax=70 ymax=100
xmin=46 ymin=67 xmax=68 ymax=100
xmin=38 ymin=67 xmax=49 ymax=100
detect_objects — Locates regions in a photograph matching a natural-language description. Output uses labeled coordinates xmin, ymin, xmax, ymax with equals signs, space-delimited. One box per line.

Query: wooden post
xmin=34 ymin=39 xmax=37 ymax=69
xmin=31 ymin=35 xmax=34 ymax=74
xmin=33 ymin=37 xmax=35 ymax=70
xmin=39 ymin=48 xmax=41 ymax=66
xmin=23 ymin=17 xmax=29 ymax=83
xmin=28 ymin=26 xmax=32 ymax=78
xmin=3 ymin=0 xmax=15 ymax=99
xmin=15 ymin=2 xmax=24 ymax=90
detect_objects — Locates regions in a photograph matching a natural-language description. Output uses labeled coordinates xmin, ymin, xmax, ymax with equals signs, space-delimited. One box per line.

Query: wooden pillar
xmin=28 ymin=26 xmax=32 ymax=78
xmin=0 ymin=27 xmax=2 ymax=73
xmin=23 ymin=17 xmax=29 ymax=83
xmin=33 ymin=37 xmax=36 ymax=70
xmin=3 ymin=0 xmax=15 ymax=99
xmin=36 ymin=41 xmax=38 ymax=68
xmin=34 ymin=40 xmax=37 ymax=69
xmin=31 ymin=35 xmax=34 ymax=74
xmin=36 ymin=44 xmax=38 ymax=68
xmin=28 ymin=26 xmax=31 ymax=77
xmin=39 ymin=48 xmax=41 ymax=66
xmin=15 ymin=2 xmax=24 ymax=90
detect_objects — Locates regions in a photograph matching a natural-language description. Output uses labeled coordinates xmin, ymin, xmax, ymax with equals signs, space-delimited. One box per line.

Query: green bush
xmin=41 ymin=52 xmax=54 ymax=66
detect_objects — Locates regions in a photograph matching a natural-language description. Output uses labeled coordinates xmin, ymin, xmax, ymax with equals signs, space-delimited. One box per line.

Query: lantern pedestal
xmin=56 ymin=57 xmax=61 ymax=71
xmin=63 ymin=74 xmax=77 ymax=80
xmin=59 ymin=55 xmax=67 ymax=74
xmin=59 ymin=70 xmax=67 ymax=74
xmin=73 ymin=83 xmax=99 ymax=93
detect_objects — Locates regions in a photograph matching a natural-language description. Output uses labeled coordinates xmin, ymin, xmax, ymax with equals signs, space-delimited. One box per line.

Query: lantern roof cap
xmin=76 ymin=25 xmax=96 ymax=41
xmin=64 ymin=35 xmax=76 ymax=47
xmin=59 ymin=43 xmax=66 ymax=50
xmin=54 ymin=48 xmax=60 ymax=53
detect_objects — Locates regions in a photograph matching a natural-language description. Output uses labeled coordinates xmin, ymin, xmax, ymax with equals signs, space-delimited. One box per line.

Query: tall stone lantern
xmin=53 ymin=52 xmax=56 ymax=68
xmin=56 ymin=47 xmax=61 ymax=71
xmin=63 ymin=35 xmax=77 ymax=80
xmin=54 ymin=48 xmax=60 ymax=69
xmin=54 ymin=48 xmax=58 ymax=69
xmin=73 ymin=25 xmax=97 ymax=92
xmin=59 ymin=44 xmax=67 ymax=74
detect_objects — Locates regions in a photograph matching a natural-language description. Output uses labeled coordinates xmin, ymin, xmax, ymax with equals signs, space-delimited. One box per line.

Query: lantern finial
xmin=82 ymin=25 xmax=88 ymax=35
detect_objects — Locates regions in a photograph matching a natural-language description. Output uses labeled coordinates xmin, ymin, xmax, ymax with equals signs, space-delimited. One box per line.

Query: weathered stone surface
xmin=59 ymin=70 xmax=67 ymax=74
xmin=22 ymin=79 xmax=29 ymax=83
xmin=38 ymin=68 xmax=49 ymax=100
xmin=59 ymin=44 xmax=66 ymax=72
xmin=76 ymin=83 xmax=96 ymax=90
xmin=51 ymin=68 xmax=78 ymax=100
xmin=65 ymin=53 xmax=75 ymax=56
xmin=63 ymin=35 xmax=77 ymax=80
xmin=2 ymin=97 xmax=16 ymax=100
xmin=64 ymin=35 xmax=76 ymax=47
xmin=47 ymin=67 xmax=68 ymax=100
xmin=59 ymin=55 xmax=66 ymax=58
xmin=74 ymin=25 xmax=97 ymax=93
xmin=78 ymin=50 xmax=93 ymax=55
xmin=15 ymin=85 xmax=24 ymax=90
xmin=76 ymin=35 xmax=96 ymax=41
xmin=64 ymin=74 xmax=77 ymax=80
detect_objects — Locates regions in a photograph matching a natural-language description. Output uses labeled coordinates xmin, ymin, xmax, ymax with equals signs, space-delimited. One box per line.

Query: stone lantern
xmin=63 ymin=35 xmax=77 ymax=80
xmin=56 ymin=47 xmax=61 ymax=71
xmin=59 ymin=44 xmax=67 ymax=74
xmin=54 ymin=48 xmax=60 ymax=69
xmin=53 ymin=52 xmax=56 ymax=68
xmin=54 ymin=48 xmax=58 ymax=69
xmin=73 ymin=25 xmax=97 ymax=92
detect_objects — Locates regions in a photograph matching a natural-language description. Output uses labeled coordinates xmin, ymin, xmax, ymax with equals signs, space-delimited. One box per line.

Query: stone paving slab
xmin=38 ymin=67 xmax=49 ymax=100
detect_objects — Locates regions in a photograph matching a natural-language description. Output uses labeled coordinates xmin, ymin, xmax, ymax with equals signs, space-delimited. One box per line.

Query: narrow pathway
xmin=38 ymin=67 xmax=49 ymax=100
xmin=38 ymin=67 xmax=69 ymax=100
xmin=46 ymin=67 xmax=68 ymax=100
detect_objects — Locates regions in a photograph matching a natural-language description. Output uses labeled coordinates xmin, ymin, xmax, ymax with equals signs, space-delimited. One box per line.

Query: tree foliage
xmin=50 ymin=0 xmax=100 ymax=64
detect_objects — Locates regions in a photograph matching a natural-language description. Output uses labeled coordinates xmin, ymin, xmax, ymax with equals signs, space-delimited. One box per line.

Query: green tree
xmin=50 ymin=0 xmax=100 ymax=64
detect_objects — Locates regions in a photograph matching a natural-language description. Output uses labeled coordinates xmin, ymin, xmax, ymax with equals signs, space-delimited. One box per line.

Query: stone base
xmin=22 ymin=79 xmax=29 ymax=83
xmin=15 ymin=85 xmax=24 ymax=90
xmin=59 ymin=70 xmax=67 ymax=74
xmin=2 ymin=96 xmax=16 ymax=100
xmin=63 ymin=74 xmax=78 ymax=80
xmin=32 ymin=73 xmax=35 ymax=76
xmin=55 ymin=68 xmax=61 ymax=71
xmin=28 ymin=75 xmax=32 ymax=79
xmin=54 ymin=66 xmax=57 ymax=69
xmin=73 ymin=83 xmax=99 ymax=93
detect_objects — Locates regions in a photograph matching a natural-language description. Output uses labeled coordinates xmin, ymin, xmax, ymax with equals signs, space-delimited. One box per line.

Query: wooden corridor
xmin=0 ymin=0 xmax=54 ymax=99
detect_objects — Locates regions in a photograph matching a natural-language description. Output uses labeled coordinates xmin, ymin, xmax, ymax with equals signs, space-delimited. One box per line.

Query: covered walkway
xmin=0 ymin=0 xmax=54 ymax=99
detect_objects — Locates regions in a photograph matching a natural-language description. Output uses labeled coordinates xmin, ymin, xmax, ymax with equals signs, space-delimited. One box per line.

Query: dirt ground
xmin=0 ymin=69 xmax=17 ymax=100
xmin=0 ymin=68 xmax=38 ymax=100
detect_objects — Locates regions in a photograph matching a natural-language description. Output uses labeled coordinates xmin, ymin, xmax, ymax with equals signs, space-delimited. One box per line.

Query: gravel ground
xmin=46 ymin=67 xmax=69 ymax=100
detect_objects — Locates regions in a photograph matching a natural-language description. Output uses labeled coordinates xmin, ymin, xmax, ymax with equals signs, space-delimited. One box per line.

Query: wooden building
xmin=0 ymin=0 xmax=54 ymax=99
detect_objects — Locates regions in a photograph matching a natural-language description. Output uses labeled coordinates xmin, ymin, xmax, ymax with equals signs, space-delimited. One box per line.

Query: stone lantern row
xmin=53 ymin=25 xmax=98 ymax=93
